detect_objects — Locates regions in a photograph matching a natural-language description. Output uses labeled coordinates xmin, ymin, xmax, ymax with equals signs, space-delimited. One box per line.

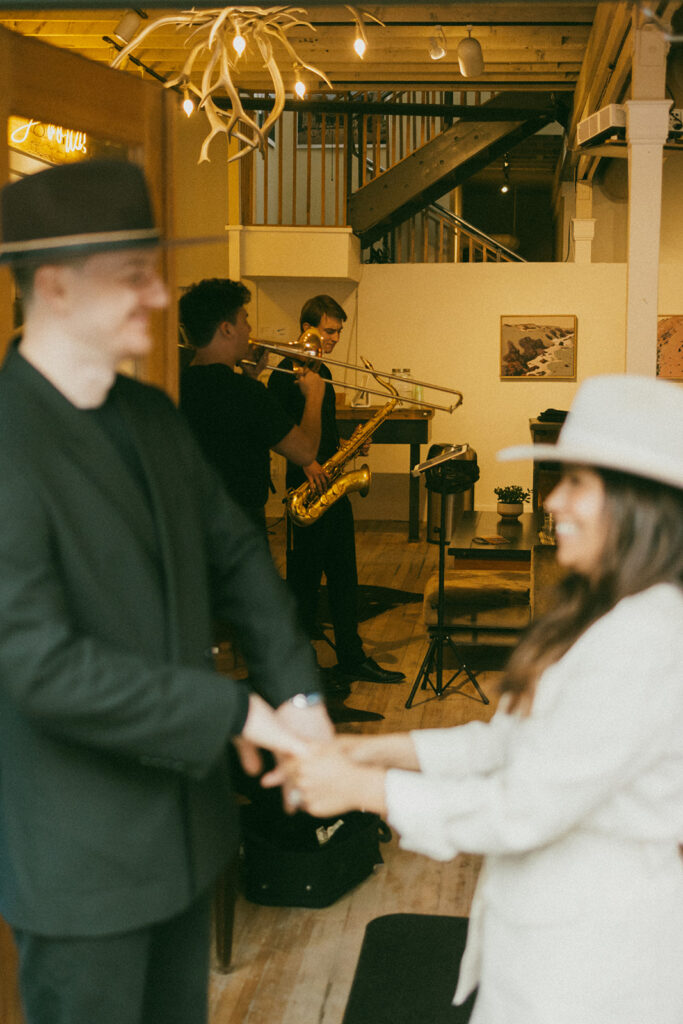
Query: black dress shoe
xmin=338 ymin=657 xmax=405 ymax=684
xmin=326 ymin=700 xmax=385 ymax=723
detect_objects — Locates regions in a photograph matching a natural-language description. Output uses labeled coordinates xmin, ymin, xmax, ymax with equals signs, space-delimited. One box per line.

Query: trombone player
xmin=268 ymin=295 xmax=405 ymax=687
xmin=179 ymin=278 xmax=325 ymax=535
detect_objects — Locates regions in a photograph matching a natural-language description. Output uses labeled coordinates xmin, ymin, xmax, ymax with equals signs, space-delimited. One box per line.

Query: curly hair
xmin=179 ymin=278 xmax=251 ymax=348
xmin=500 ymin=468 xmax=683 ymax=711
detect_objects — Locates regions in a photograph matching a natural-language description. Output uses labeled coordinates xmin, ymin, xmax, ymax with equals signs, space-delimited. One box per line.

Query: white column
xmin=571 ymin=181 xmax=595 ymax=263
xmin=571 ymin=219 xmax=596 ymax=264
xmin=624 ymin=99 xmax=671 ymax=375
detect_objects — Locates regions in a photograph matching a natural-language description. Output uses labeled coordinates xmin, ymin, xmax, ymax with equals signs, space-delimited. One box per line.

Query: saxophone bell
xmin=285 ymin=367 xmax=399 ymax=527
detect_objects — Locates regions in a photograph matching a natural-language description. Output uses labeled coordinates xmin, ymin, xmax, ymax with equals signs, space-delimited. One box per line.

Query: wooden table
xmin=337 ymin=405 xmax=433 ymax=541
xmin=448 ymin=510 xmax=541 ymax=571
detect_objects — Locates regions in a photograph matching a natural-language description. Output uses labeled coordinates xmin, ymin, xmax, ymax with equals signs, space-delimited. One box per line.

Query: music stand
xmin=406 ymin=446 xmax=489 ymax=710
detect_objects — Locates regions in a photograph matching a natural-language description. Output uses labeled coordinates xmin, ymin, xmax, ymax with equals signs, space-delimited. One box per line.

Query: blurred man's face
xmin=59 ymin=248 xmax=168 ymax=364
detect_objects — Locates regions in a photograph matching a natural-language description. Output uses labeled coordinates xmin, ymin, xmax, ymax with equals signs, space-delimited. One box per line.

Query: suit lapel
xmin=4 ymin=346 xmax=160 ymax=560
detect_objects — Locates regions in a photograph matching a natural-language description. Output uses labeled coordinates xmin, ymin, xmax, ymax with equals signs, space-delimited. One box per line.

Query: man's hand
xmin=358 ymin=437 xmax=373 ymax=457
xmin=304 ymin=460 xmax=328 ymax=495
xmin=259 ymin=699 xmax=334 ymax=802
xmin=239 ymin=348 xmax=268 ymax=380
xmin=234 ymin=692 xmax=307 ymax=777
xmin=296 ymin=368 xmax=326 ymax=402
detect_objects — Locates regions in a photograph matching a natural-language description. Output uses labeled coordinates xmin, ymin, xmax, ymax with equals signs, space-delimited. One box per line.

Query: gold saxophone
xmin=286 ymin=360 xmax=400 ymax=527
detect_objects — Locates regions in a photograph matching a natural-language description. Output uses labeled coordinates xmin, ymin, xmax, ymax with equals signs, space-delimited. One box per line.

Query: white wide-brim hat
xmin=498 ymin=374 xmax=683 ymax=490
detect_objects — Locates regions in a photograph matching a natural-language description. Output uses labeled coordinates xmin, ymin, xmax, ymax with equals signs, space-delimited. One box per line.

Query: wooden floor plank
xmin=210 ymin=519 xmax=503 ymax=1024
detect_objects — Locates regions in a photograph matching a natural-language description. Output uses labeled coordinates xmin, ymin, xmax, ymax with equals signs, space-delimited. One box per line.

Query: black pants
xmin=286 ymin=496 xmax=365 ymax=667
xmin=13 ymin=891 xmax=212 ymax=1024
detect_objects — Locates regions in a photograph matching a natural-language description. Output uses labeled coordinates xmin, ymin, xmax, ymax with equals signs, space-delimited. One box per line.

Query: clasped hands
xmin=235 ymin=693 xmax=389 ymax=818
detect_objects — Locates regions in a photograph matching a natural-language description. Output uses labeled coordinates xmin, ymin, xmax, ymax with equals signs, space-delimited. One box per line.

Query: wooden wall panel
xmin=0 ymin=915 xmax=23 ymax=1024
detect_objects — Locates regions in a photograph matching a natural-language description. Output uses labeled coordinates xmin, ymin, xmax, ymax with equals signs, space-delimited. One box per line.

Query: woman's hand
xmin=271 ymin=743 xmax=388 ymax=818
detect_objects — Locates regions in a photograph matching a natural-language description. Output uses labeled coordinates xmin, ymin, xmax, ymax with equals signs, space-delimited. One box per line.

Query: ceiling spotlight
xmin=233 ymin=33 xmax=246 ymax=57
xmin=113 ymin=9 xmax=144 ymax=44
xmin=458 ymin=25 xmax=484 ymax=78
xmin=429 ymin=26 xmax=447 ymax=61
xmin=500 ymin=154 xmax=511 ymax=194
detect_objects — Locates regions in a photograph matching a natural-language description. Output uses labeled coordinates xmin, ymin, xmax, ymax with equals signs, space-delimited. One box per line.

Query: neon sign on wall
xmin=8 ymin=116 xmax=88 ymax=162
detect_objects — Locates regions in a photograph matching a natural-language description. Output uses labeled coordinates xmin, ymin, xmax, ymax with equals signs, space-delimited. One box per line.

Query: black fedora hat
xmin=0 ymin=160 xmax=160 ymax=266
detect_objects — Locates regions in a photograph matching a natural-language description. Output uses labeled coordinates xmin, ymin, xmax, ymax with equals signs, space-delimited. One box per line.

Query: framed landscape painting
xmin=657 ymin=315 xmax=683 ymax=380
xmin=500 ymin=316 xmax=577 ymax=380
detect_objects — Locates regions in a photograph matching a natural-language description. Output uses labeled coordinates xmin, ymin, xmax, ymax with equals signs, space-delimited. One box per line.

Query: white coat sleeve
xmin=386 ymin=586 xmax=683 ymax=862
xmin=410 ymin=706 xmax=515 ymax=778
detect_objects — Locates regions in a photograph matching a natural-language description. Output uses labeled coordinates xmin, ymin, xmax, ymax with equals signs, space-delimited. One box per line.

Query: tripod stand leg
xmin=443 ymin=638 xmax=489 ymax=705
xmin=405 ymin=637 xmax=438 ymax=708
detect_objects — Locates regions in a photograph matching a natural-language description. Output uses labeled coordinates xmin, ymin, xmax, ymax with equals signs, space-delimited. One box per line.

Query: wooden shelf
xmin=529 ymin=418 xmax=562 ymax=510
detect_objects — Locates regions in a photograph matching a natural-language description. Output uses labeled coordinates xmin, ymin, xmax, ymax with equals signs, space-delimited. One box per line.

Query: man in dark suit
xmin=0 ymin=161 xmax=331 ymax=1024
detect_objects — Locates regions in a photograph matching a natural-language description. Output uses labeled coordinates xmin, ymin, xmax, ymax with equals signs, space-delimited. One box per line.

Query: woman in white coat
xmin=273 ymin=374 xmax=683 ymax=1024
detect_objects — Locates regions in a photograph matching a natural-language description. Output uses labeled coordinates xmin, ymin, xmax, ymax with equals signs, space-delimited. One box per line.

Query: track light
xmin=429 ymin=26 xmax=447 ymax=61
xmin=113 ymin=9 xmax=144 ymax=44
xmin=458 ymin=25 xmax=484 ymax=78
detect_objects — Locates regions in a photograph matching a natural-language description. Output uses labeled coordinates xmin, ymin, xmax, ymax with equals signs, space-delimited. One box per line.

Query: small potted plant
xmin=494 ymin=484 xmax=531 ymax=521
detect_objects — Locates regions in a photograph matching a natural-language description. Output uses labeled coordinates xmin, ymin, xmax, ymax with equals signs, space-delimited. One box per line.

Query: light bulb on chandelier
xmin=182 ymin=87 xmax=195 ymax=117
xmin=294 ymin=75 xmax=306 ymax=98
xmin=233 ymin=33 xmax=246 ymax=57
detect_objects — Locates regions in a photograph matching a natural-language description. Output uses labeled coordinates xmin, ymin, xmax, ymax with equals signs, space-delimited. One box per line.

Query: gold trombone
xmin=244 ymin=330 xmax=464 ymax=413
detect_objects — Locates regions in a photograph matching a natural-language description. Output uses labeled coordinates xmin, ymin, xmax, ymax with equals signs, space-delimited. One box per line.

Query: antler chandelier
xmin=111 ymin=5 xmax=383 ymax=164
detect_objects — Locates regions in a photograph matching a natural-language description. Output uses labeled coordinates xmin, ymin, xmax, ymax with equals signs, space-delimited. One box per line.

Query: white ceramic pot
xmin=497 ymin=501 xmax=523 ymax=521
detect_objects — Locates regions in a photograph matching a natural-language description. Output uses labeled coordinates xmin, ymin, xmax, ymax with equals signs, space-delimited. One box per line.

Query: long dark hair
xmin=500 ymin=467 xmax=683 ymax=710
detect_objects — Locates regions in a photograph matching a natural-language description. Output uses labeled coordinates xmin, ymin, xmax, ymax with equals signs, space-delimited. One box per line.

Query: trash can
xmin=426 ymin=444 xmax=477 ymax=544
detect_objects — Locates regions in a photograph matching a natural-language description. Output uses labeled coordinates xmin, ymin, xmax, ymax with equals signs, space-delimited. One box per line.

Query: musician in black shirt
xmin=268 ymin=295 xmax=405 ymax=685
xmin=179 ymin=279 xmax=324 ymax=533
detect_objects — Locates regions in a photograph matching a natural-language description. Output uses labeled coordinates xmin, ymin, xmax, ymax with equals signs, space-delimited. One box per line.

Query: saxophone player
xmin=268 ymin=295 xmax=405 ymax=688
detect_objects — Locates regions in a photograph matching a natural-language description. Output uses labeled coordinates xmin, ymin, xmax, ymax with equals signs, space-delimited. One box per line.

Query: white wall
xmin=354 ymin=263 xmax=627 ymax=512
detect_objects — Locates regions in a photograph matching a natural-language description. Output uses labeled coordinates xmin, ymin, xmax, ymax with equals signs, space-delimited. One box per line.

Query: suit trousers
xmin=13 ymin=890 xmax=212 ymax=1024
xmin=286 ymin=496 xmax=365 ymax=668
